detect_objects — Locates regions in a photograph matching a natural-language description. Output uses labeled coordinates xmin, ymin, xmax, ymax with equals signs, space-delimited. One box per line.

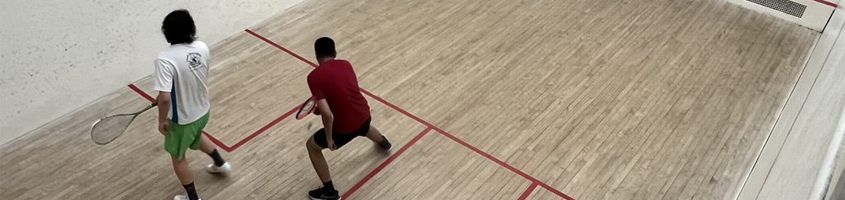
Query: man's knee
xmin=306 ymin=137 xmax=321 ymax=151
xmin=171 ymin=156 xmax=188 ymax=164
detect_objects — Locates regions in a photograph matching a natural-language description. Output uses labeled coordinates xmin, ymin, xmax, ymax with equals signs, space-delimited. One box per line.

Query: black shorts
xmin=313 ymin=117 xmax=371 ymax=149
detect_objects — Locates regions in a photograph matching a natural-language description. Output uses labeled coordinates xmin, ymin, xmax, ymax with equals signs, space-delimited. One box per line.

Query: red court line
xmin=813 ymin=0 xmax=838 ymax=8
xmin=244 ymin=29 xmax=574 ymax=200
xmin=245 ymin=29 xmax=319 ymax=67
xmin=127 ymin=83 xmax=300 ymax=152
xmin=228 ymin=105 xmax=299 ymax=150
xmin=436 ymin=129 xmax=574 ymax=200
xmin=342 ymin=128 xmax=432 ymax=199
xmin=360 ymin=89 xmax=443 ymax=132
xmin=203 ymin=131 xmax=233 ymax=152
xmin=364 ymin=88 xmax=574 ymax=199
xmin=518 ymin=182 xmax=539 ymax=200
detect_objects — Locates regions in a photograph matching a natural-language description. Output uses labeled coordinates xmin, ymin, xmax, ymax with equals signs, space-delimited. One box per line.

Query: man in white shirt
xmin=154 ymin=9 xmax=231 ymax=200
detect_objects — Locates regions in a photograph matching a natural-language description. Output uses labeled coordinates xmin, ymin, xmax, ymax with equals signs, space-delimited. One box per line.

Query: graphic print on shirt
xmin=187 ymin=52 xmax=205 ymax=71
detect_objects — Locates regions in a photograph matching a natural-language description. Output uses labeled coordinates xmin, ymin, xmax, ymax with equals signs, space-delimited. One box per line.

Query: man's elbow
xmin=156 ymin=92 xmax=171 ymax=103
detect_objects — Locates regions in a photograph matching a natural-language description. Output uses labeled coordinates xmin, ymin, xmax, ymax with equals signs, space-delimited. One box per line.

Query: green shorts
xmin=164 ymin=113 xmax=209 ymax=160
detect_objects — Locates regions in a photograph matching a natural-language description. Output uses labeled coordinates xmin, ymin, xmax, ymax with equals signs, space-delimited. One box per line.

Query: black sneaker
xmin=308 ymin=187 xmax=341 ymax=200
xmin=378 ymin=136 xmax=392 ymax=151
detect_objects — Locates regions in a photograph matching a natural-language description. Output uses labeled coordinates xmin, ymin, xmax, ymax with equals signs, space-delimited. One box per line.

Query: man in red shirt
xmin=305 ymin=37 xmax=392 ymax=200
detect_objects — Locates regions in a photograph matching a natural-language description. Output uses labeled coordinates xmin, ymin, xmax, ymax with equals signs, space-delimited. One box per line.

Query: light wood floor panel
xmin=247 ymin=0 xmax=816 ymax=199
xmin=0 ymin=0 xmax=818 ymax=199
xmin=528 ymin=185 xmax=564 ymax=200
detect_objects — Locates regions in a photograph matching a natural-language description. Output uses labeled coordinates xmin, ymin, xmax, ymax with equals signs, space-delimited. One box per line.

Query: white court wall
xmin=0 ymin=0 xmax=306 ymax=145
xmin=737 ymin=1 xmax=845 ymax=199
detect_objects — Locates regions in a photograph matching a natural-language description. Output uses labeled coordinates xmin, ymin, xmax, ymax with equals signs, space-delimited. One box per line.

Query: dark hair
xmin=314 ymin=37 xmax=336 ymax=58
xmin=161 ymin=9 xmax=196 ymax=44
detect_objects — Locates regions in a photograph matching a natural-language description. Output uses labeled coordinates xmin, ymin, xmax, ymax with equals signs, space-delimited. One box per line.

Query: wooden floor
xmin=0 ymin=0 xmax=819 ymax=199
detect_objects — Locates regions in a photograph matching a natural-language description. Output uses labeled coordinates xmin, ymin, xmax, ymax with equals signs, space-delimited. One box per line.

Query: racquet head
xmin=296 ymin=97 xmax=316 ymax=120
xmin=90 ymin=114 xmax=135 ymax=145
xmin=90 ymin=103 xmax=156 ymax=145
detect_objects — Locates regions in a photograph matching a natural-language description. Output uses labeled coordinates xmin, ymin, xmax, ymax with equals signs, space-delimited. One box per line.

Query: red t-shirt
xmin=307 ymin=59 xmax=371 ymax=134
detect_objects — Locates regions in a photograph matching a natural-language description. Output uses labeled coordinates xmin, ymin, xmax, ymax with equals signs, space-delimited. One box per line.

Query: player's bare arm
xmin=156 ymin=92 xmax=172 ymax=136
xmin=316 ymin=99 xmax=335 ymax=150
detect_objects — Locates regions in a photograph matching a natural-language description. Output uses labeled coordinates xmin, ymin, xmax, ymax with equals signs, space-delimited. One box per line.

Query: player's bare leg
xmin=365 ymin=126 xmax=391 ymax=151
xmin=171 ymin=156 xmax=200 ymax=200
xmin=306 ymin=136 xmax=340 ymax=200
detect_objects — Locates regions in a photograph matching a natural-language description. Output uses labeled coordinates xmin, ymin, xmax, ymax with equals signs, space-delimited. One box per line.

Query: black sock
xmin=183 ymin=182 xmax=199 ymax=200
xmin=323 ymin=180 xmax=335 ymax=192
xmin=207 ymin=149 xmax=225 ymax=167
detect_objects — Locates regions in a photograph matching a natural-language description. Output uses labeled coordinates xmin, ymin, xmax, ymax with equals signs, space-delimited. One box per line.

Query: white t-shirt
xmin=154 ymin=41 xmax=211 ymax=125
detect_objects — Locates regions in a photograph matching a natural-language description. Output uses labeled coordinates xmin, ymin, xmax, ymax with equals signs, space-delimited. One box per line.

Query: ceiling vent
xmin=747 ymin=0 xmax=807 ymax=17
